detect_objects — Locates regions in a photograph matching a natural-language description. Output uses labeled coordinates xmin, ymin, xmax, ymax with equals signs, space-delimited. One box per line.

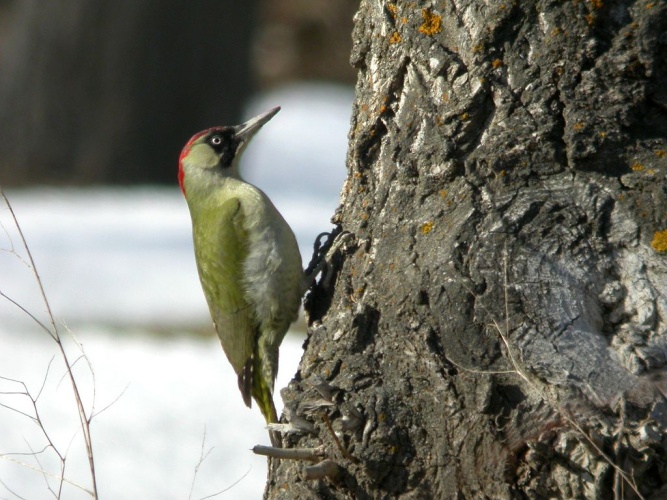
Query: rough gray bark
xmin=268 ymin=1 xmax=667 ymax=498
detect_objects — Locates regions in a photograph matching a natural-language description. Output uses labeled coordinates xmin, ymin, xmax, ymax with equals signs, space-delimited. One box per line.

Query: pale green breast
xmin=188 ymin=180 xmax=304 ymax=382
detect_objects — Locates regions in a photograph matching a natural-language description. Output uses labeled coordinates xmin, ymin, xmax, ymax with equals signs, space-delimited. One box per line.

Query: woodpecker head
xmin=178 ymin=106 xmax=280 ymax=195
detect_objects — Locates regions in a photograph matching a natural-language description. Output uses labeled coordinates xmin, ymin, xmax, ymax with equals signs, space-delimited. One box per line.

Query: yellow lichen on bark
xmin=418 ymin=9 xmax=442 ymax=36
xmin=651 ymin=229 xmax=667 ymax=253
xmin=419 ymin=221 xmax=434 ymax=234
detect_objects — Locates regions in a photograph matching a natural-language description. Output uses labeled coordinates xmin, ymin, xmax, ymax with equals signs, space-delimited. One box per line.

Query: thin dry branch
xmin=0 ymin=188 xmax=99 ymax=498
xmin=197 ymin=468 xmax=252 ymax=500
xmin=188 ymin=427 xmax=214 ymax=500
xmin=0 ymin=454 xmax=94 ymax=496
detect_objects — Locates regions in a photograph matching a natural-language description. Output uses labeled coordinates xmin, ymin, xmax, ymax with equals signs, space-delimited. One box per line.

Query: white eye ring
xmin=211 ymin=135 xmax=222 ymax=145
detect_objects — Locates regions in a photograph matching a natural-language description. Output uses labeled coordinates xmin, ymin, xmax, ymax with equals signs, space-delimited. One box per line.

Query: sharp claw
xmin=304 ymin=227 xmax=353 ymax=287
xmin=305 ymin=226 xmax=342 ymax=277
xmin=307 ymin=231 xmax=332 ymax=274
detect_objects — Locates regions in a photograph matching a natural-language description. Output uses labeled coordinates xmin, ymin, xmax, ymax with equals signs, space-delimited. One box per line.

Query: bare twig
xmin=0 ymin=454 xmax=93 ymax=496
xmin=0 ymin=188 xmax=99 ymax=498
xmin=0 ymin=290 xmax=54 ymax=337
xmin=91 ymin=384 xmax=129 ymax=419
xmin=252 ymin=445 xmax=324 ymax=462
xmin=0 ymin=474 xmax=30 ymax=500
xmin=189 ymin=428 xmax=214 ymax=500
xmin=197 ymin=467 xmax=251 ymax=500
xmin=24 ymin=438 xmax=64 ymax=498
xmin=303 ymin=459 xmax=339 ymax=481
xmin=321 ymin=413 xmax=357 ymax=463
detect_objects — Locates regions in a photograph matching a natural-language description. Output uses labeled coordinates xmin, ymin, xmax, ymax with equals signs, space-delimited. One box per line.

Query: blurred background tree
xmin=254 ymin=0 xmax=357 ymax=87
xmin=0 ymin=0 xmax=357 ymax=185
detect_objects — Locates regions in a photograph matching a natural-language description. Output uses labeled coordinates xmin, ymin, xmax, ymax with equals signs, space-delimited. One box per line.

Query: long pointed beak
xmin=235 ymin=106 xmax=280 ymax=143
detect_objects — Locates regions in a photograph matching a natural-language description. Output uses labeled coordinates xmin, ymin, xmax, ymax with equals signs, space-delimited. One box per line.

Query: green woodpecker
xmin=178 ymin=107 xmax=304 ymax=446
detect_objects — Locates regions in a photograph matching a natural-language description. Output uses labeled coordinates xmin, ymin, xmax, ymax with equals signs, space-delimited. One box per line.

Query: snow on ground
xmin=0 ymin=83 xmax=353 ymax=499
xmin=1 ymin=327 xmax=300 ymax=499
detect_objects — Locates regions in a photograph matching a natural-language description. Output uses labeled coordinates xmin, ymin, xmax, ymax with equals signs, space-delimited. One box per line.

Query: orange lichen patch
xmin=572 ymin=122 xmax=585 ymax=131
xmin=651 ymin=229 xmax=667 ymax=253
xmin=631 ymin=163 xmax=645 ymax=171
xmin=353 ymin=171 xmax=363 ymax=179
xmin=419 ymin=221 xmax=434 ymax=234
xmin=439 ymin=190 xmax=448 ymax=198
xmin=551 ymin=27 xmax=562 ymax=36
xmin=460 ymin=112 xmax=470 ymax=121
xmin=379 ymin=104 xmax=388 ymax=113
xmin=589 ymin=0 xmax=603 ymax=9
xmin=646 ymin=2 xmax=655 ymax=9
xmin=389 ymin=31 xmax=402 ymax=44
xmin=418 ymin=9 xmax=442 ymax=36
xmin=387 ymin=3 xmax=398 ymax=17
xmin=598 ymin=131 xmax=607 ymax=138
xmin=492 ymin=58 xmax=503 ymax=69
xmin=472 ymin=43 xmax=485 ymax=53
xmin=656 ymin=150 xmax=667 ymax=158
xmin=442 ymin=92 xmax=449 ymax=102
xmin=585 ymin=13 xmax=596 ymax=26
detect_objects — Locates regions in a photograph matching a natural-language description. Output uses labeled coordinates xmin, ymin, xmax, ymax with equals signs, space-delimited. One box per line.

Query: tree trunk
xmin=268 ymin=1 xmax=667 ymax=498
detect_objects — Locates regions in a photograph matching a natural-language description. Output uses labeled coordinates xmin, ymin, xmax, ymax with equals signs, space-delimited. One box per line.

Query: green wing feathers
xmin=193 ymin=197 xmax=255 ymax=407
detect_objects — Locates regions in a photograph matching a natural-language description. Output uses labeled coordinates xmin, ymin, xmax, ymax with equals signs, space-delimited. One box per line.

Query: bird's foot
xmin=304 ymin=226 xmax=353 ymax=288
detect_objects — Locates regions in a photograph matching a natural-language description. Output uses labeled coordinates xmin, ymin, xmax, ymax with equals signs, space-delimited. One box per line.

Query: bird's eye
xmin=210 ymin=135 xmax=222 ymax=146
